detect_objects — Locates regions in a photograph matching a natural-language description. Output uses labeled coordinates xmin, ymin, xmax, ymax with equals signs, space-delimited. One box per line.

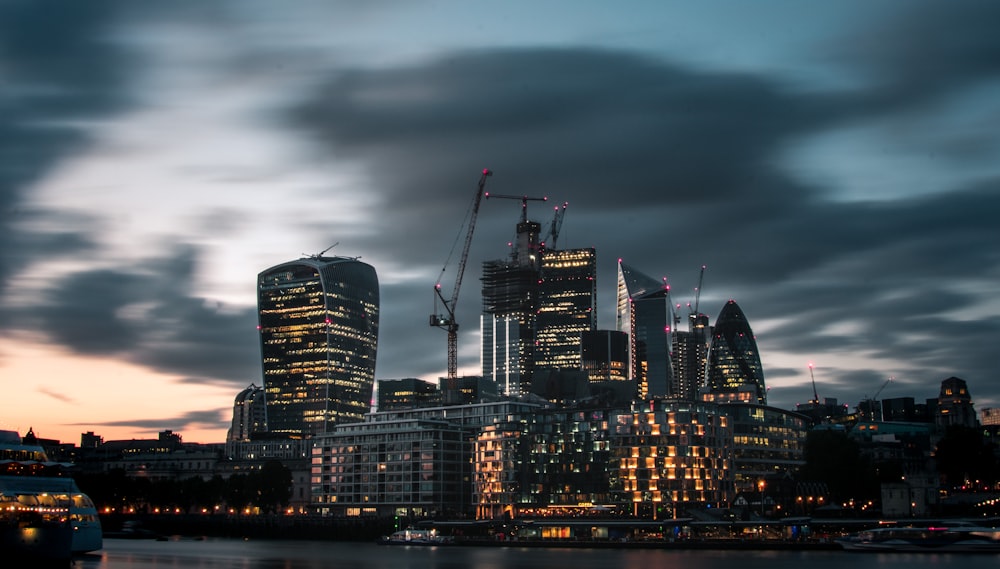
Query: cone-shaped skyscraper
xmin=705 ymin=299 xmax=766 ymax=405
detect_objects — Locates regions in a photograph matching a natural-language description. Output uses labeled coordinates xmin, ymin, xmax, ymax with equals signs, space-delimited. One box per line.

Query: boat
xmin=837 ymin=523 xmax=1000 ymax=553
xmin=378 ymin=528 xmax=454 ymax=545
xmin=0 ymin=429 xmax=103 ymax=562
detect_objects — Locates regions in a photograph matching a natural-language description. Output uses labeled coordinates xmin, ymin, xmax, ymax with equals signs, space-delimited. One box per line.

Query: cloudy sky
xmin=3 ymin=0 xmax=998 ymax=444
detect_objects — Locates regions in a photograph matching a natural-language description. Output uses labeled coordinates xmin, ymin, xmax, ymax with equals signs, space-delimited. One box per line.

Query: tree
xmin=800 ymin=429 xmax=879 ymax=506
xmin=935 ymin=425 xmax=999 ymax=489
xmin=255 ymin=460 xmax=293 ymax=514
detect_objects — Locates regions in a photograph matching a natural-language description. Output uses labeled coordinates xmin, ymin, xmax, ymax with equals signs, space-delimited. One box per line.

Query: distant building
xmin=480 ymin=219 xmax=542 ymax=396
xmin=935 ymin=376 xmax=977 ymax=429
xmin=704 ymin=300 xmax=767 ymax=405
xmin=311 ymin=400 xmax=546 ymax=518
xmin=795 ymin=397 xmax=849 ymax=426
xmin=672 ymin=312 xmax=712 ymax=401
xmin=723 ymin=404 xmax=808 ymax=492
xmin=227 ymin=383 xmax=266 ymax=442
xmin=981 ymin=407 xmax=1000 ymax=426
xmin=881 ymin=396 xmax=918 ymax=423
xmin=257 ymin=255 xmax=379 ymax=436
xmin=377 ymin=378 xmax=442 ymax=411
xmin=616 ymin=260 xmax=674 ymax=399
xmin=581 ymin=330 xmax=628 ymax=383
xmin=534 ymin=247 xmax=597 ymax=372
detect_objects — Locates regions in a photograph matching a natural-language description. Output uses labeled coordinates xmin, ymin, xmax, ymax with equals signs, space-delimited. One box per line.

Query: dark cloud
xmin=78 ymin=408 xmax=229 ymax=436
xmin=833 ymin=1 xmax=1000 ymax=112
xmin=7 ymin=244 xmax=260 ymax=386
xmin=287 ymin=32 xmax=1000 ymax=410
xmin=4 ymin=0 xmax=1000 ymax=441
xmin=0 ymin=0 xmax=139 ymax=286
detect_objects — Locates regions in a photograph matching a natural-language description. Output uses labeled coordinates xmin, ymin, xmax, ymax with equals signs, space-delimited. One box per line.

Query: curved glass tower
xmin=705 ymin=299 xmax=766 ymax=405
xmin=257 ymin=256 xmax=379 ymax=436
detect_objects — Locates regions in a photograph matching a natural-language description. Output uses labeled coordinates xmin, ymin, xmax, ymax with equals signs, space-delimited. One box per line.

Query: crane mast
xmin=808 ymin=362 xmax=820 ymax=405
xmin=431 ymin=169 xmax=492 ymax=386
xmin=693 ymin=265 xmax=706 ymax=315
xmin=542 ymin=202 xmax=568 ymax=251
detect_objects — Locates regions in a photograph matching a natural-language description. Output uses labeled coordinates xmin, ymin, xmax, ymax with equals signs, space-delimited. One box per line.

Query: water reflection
xmin=76 ymin=538 xmax=996 ymax=569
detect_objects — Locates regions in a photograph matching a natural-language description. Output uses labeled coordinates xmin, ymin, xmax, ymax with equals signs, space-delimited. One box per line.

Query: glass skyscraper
xmin=704 ymin=299 xmax=766 ymax=405
xmin=257 ymin=256 xmax=379 ymax=437
xmin=535 ymin=247 xmax=597 ymax=371
xmin=616 ymin=260 xmax=674 ymax=399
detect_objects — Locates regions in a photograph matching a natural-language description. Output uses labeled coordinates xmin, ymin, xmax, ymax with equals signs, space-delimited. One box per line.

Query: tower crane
xmin=873 ymin=376 xmax=893 ymax=400
xmin=430 ymin=169 xmax=492 ymax=387
xmin=484 ymin=192 xmax=547 ymax=223
xmin=872 ymin=376 xmax=893 ymax=421
xmin=541 ymin=201 xmax=568 ymax=251
xmin=808 ymin=362 xmax=820 ymax=405
xmin=693 ymin=265 xmax=706 ymax=316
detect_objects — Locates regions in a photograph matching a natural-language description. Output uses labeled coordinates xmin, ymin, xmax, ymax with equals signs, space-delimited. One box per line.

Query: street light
xmin=758 ymin=480 xmax=766 ymax=517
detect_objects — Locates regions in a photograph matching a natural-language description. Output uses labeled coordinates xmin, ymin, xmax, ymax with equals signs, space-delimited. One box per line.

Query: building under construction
xmin=481 ymin=198 xmax=597 ymax=398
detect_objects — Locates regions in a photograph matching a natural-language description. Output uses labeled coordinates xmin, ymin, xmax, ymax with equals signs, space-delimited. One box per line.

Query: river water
xmin=74 ymin=538 xmax=997 ymax=569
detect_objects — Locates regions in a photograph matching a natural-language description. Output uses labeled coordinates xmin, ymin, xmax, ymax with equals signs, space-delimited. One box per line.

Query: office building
xmin=535 ymin=247 xmax=597 ymax=372
xmin=704 ymin=300 xmax=766 ymax=405
xmin=672 ymin=312 xmax=712 ymax=401
xmin=722 ymin=404 xmax=808 ymax=492
xmin=377 ymin=378 xmax=442 ymax=411
xmin=581 ymin=330 xmax=628 ymax=383
xmin=257 ymin=255 xmax=379 ymax=437
xmin=481 ymin=219 xmax=542 ymax=396
xmin=616 ymin=260 xmax=674 ymax=399
xmin=227 ymin=383 xmax=266 ymax=442
xmin=311 ymin=400 xmax=546 ymax=518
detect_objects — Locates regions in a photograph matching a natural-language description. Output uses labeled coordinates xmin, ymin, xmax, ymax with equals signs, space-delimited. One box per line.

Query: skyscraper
xmin=535 ymin=247 xmax=597 ymax=372
xmin=481 ymin=218 xmax=542 ymax=396
xmin=227 ymin=383 xmax=266 ymax=442
xmin=704 ymin=299 xmax=766 ymax=405
xmin=257 ymin=255 xmax=379 ymax=437
xmin=672 ymin=312 xmax=712 ymax=401
xmin=616 ymin=260 xmax=674 ymax=399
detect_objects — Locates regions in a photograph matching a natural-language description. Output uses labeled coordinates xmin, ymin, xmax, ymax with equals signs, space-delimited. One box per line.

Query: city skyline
xmin=2 ymin=1 xmax=999 ymax=443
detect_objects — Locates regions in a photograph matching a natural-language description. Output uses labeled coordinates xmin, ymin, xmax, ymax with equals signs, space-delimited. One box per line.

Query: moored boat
xmin=379 ymin=528 xmax=454 ymax=545
xmin=837 ymin=524 xmax=1000 ymax=553
xmin=0 ymin=430 xmax=103 ymax=560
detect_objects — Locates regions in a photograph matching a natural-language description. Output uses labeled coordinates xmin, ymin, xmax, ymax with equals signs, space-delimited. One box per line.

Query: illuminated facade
xmin=535 ymin=247 xmax=597 ymax=372
xmin=612 ymin=399 xmax=733 ymax=514
xmin=257 ymin=256 xmax=379 ymax=437
xmin=723 ymin=404 xmax=808 ymax=492
xmin=704 ymin=300 xmax=766 ymax=405
xmin=311 ymin=401 xmax=544 ymax=518
xmin=474 ymin=407 xmax=620 ymax=519
xmin=616 ymin=261 xmax=674 ymax=399
xmin=474 ymin=421 xmax=525 ymax=520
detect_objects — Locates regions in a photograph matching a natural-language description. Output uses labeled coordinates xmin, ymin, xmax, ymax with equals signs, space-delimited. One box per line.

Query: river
xmin=73 ymin=538 xmax=998 ymax=569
